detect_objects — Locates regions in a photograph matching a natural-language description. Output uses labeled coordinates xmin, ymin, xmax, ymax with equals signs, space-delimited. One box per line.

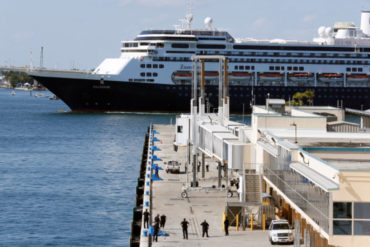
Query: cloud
xmin=119 ymin=0 xmax=189 ymax=7
xmin=118 ymin=0 xmax=210 ymax=8
xmin=302 ymin=14 xmax=317 ymax=23
xmin=252 ymin=17 xmax=268 ymax=28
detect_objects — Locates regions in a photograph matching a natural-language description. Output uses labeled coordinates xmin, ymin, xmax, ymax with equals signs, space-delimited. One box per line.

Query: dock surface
xmin=146 ymin=124 xmax=280 ymax=246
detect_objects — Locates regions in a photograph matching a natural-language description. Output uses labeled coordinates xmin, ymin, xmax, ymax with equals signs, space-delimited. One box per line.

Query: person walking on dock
xmin=143 ymin=209 xmax=150 ymax=228
xmin=154 ymin=214 xmax=160 ymax=225
xmin=224 ymin=218 xmax=229 ymax=236
xmin=160 ymin=214 xmax=166 ymax=228
xmin=201 ymin=220 xmax=209 ymax=237
xmin=154 ymin=165 xmax=159 ymax=177
xmin=153 ymin=222 xmax=160 ymax=242
xmin=181 ymin=218 xmax=189 ymax=239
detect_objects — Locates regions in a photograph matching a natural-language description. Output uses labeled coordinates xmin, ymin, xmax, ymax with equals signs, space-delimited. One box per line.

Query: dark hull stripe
xmin=32 ymin=76 xmax=370 ymax=113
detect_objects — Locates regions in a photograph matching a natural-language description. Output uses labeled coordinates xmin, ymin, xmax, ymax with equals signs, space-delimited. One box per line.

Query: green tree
xmin=3 ymin=71 xmax=33 ymax=88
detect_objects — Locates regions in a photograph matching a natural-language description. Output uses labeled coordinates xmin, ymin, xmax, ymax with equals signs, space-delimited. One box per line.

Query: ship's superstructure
xmin=30 ymin=11 xmax=370 ymax=112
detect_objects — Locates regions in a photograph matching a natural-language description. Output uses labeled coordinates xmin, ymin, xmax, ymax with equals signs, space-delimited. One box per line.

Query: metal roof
xmin=289 ymin=162 xmax=339 ymax=191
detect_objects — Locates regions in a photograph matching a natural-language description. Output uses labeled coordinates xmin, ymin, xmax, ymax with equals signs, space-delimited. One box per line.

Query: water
xmin=0 ymin=89 xmax=174 ymax=246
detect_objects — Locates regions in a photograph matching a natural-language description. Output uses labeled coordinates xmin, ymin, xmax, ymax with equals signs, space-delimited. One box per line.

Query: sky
xmin=1 ymin=0 xmax=370 ymax=70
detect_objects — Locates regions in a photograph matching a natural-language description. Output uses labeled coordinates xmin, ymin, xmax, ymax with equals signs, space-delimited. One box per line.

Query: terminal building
xmin=175 ymin=99 xmax=370 ymax=246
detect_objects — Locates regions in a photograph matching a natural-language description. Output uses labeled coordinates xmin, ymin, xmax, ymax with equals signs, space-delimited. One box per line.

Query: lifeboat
xmin=171 ymin=71 xmax=192 ymax=81
xmin=346 ymin=73 xmax=369 ymax=83
xmin=318 ymin=73 xmax=343 ymax=83
xmin=228 ymin=72 xmax=251 ymax=80
xmin=288 ymin=72 xmax=314 ymax=82
xmin=171 ymin=71 xmax=220 ymax=82
xmin=259 ymin=72 xmax=283 ymax=81
xmin=203 ymin=71 xmax=219 ymax=80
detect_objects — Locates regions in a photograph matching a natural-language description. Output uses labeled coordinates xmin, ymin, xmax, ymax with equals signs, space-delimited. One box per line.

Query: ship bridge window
xmin=171 ymin=43 xmax=189 ymax=48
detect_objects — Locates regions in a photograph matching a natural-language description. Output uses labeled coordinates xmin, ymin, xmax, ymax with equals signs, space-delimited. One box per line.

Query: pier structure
xmin=133 ymin=55 xmax=370 ymax=246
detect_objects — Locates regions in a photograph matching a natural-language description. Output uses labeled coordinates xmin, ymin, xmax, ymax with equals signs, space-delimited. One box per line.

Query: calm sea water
xmin=0 ymin=88 xmax=176 ymax=246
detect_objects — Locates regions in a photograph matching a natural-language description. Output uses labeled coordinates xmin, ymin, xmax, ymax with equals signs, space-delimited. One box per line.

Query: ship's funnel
xmin=361 ymin=10 xmax=370 ymax=36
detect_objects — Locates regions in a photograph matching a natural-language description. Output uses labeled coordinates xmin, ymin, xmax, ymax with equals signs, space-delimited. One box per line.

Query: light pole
xmin=291 ymin=122 xmax=297 ymax=143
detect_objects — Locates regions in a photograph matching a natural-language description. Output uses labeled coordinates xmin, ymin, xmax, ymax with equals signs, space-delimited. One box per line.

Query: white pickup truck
xmin=165 ymin=160 xmax=180 ymax=173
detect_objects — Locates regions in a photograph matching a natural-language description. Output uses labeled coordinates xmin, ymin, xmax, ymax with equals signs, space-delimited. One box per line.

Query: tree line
xmin=2 ymin=71 xmax=33 ymax=88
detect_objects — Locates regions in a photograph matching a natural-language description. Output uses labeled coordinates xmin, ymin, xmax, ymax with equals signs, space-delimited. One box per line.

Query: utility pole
xmin=40 ymin=46 xmax=44 ymax=68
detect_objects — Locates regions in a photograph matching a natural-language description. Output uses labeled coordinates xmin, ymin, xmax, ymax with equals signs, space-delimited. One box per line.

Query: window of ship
xmin=352 ymin=68 xmax=358 ymax=72
xmin=293 ymin=66 xmax=298 ymax=71
xmin=159 ymin=64 xmax=164 ymax=68
xmin=171 ymin=43 xmax=189 ymax=48
xmin=140 ymin=72 xmax=145 ymax=77
xmin=146 ymin=72 xmax=152 ymax=76
xmin=140 ymin=64 xmax=145 ymax=68
xmin=299 ymin=67 xmax=304 ymax=71
xmin=287 ymin=67 xmax=292 ymax=71
xmin=197 ymin=44 xmax=226 ymax=49
xmin=234 ymin=65 xmax=238 ymax=70
xmin=239 ymin=66 xmax=244 ymax=70
xmin=246 ymin=66 xmax=250 ymax=70
xmin=269 ymin=66 xmax=274 ymax=70
xmin=275 ymin=66 xmax=280 ymax=70
xmin=359 ymin=68 xmax=363 ymax=72
xmin=146 ymin=64 xmax=152 ymax=68
xmin=153 ymin=73 xmax=158 ymax=77
xmin=252 ymin=66 xmax=255 ymax=70
xmin=346 ymin=68 xmax=351 ymax=72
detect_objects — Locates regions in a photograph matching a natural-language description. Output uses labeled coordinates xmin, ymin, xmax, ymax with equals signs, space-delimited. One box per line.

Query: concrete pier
xmin=142 ymin=124 xmax=275 ymax=247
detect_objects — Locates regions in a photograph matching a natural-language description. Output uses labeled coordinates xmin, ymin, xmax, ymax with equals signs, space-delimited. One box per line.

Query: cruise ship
xmin=30 ymin=11 xmax=370 ymax=113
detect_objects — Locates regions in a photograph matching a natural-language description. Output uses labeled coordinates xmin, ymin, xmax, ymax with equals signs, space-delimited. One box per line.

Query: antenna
xmin=185 ymin=0 xmax=193 ymax=29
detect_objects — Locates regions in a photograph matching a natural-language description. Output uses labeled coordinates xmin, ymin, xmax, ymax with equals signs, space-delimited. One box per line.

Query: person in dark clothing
xmin=143 ymin=209 xmax=150 ymax=228
xmin=154 ymin=165 xmax=159 ymax=177
xmin=154 ymin=214 xmax=160 ymax=224
xmin=224 ymin=218 xmax=229 ymax=236
xmin=181 ymin=218 xmax=189 ymax=239
xmin=153 ymin=222 xmax=160 ymax=242
xmin=201 ymin=220 xmax=209 ymax=237
xmin=206 ymin=162 xmax=209 ymax=172
xmin=160 ymin=214 xmax=166 ymax=228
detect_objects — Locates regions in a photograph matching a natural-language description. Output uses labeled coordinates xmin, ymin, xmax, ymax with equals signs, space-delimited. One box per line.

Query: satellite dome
xmin=204 ymin=17 xmax=213 ymax=28
xmin=325 ymin=27 xmax=333 ymax=37
xmin=318 ymin=26 xmax=326 ymax=37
